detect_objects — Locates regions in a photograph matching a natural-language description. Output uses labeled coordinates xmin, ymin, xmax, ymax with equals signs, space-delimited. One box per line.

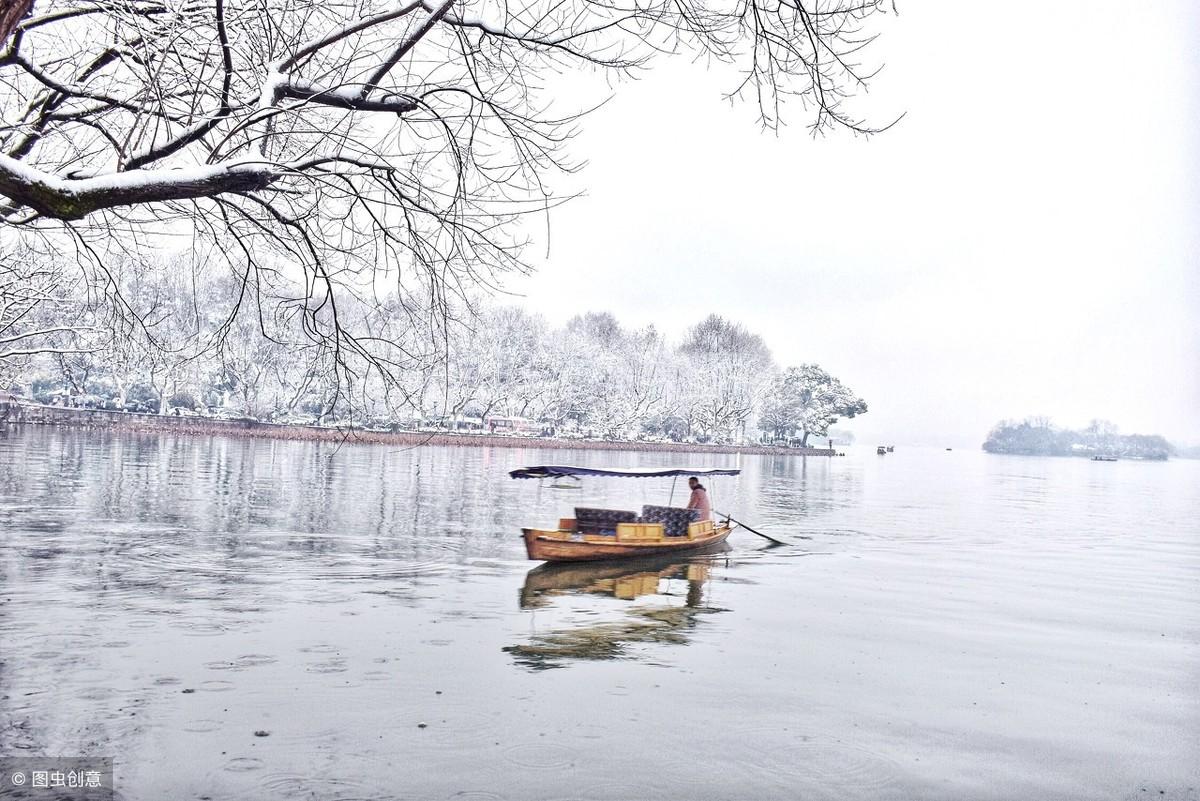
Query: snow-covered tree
xmin=609 ymin=324 xmax=672 ymax=432
xmin=208 ymin=279 xmax=295 ymax=418
xmin=1083 ymin=419 xmax=1120 ymax=452
xmin=677 ymin=314 xmax=773 ymax=441
xmin=533 ymin=313 xmax=617 ymax=430
xmin=759 ymin=363 xmax=867 ymax=445
xmin=0 ymin=242 xmax=100 ymax=385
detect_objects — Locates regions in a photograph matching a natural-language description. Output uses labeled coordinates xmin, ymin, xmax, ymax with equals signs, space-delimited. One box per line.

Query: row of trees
xmin=2 ymin=249 xmax=868 ymax=443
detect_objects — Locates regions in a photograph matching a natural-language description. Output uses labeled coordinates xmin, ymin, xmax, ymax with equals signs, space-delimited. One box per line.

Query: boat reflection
xmin=505 ymin=545 xmax=731 ymax=670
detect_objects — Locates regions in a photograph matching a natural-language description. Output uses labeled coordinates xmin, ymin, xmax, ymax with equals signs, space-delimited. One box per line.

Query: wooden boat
xmin=510 ymin=465 xmax=741 ymax=563
xmin=1092 ymin=455 xmax=1119 ymax=462
xmin=521 ymin=519 xmax=735 ymax=562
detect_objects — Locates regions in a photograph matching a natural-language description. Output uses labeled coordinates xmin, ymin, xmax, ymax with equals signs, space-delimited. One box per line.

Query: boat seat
xmin=640 ymin=505 xmax=698 ymax=537
xmin=574 ymin=507 xmax=639 ymax=536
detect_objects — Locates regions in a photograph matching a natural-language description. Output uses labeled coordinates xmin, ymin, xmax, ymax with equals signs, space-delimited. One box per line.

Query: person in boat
xmin=686 ymin=476 xmax=712 ymax=522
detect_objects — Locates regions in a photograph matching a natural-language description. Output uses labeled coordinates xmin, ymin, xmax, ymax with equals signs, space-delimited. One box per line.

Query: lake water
xmin=0 ymin=427 xmax=1197 ymax=800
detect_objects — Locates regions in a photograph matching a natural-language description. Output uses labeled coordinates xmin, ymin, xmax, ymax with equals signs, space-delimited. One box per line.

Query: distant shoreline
xmin=982 ymin=449 xmax=1171 ymax=462
xmin=2 ymin=402 xmax=839 ymax=458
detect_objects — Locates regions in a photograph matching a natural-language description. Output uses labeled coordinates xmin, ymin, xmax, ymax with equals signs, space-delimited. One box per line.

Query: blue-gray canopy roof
xmin=509 ymin=465 xmax=741 ymax=480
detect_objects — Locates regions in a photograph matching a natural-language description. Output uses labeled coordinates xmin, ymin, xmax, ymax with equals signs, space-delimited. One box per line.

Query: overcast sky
xmin=505 ymin=1 xmax=1199 ymax=447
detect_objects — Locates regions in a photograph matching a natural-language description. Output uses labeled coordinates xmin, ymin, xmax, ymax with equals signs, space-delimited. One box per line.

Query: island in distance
xmin=983 ymin=417 xmax=1175 ymax=460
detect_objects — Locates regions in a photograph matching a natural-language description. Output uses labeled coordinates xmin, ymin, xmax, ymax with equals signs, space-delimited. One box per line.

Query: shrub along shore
xmin=5 ymin=402 xmax=838 ymax=457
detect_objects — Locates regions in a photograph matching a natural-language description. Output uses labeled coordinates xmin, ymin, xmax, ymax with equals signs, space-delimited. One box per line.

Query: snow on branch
xmin=0 ymin=155 xmax=277 ymax=219
xmin=273 ymin=80 xmax=418 ymax=113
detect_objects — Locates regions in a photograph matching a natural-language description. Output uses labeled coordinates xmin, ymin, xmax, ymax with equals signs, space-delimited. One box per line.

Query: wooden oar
xmin=717 ymin=511 xmax=790 ymax=546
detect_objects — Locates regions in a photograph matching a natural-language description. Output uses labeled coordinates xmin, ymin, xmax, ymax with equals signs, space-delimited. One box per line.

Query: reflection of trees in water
xmin=504 ymin=605 xmax=720 ymax=670
xmin=0 ymin=428 xmax=531 ymax=569
xmin=751 ymin=454 xmax=858 ymax=522
xmin=0 ymin=432 xmax=165 ymax=757
xmin=0 ymin=428 xmax=800 ymax=596
xmin=0 ymin=427 xmax=595 ymax=654
xmin=506 ymin=557 xmax=727 ymax=671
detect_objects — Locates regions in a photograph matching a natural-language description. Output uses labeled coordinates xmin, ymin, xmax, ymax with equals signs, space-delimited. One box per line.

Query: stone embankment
xmin=1 ymin=401 xmax=838 ymax=457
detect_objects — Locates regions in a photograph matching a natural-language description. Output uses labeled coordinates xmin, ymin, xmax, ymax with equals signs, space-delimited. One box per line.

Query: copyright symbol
xmin=10 ymin=771 xmax=26 ymax=785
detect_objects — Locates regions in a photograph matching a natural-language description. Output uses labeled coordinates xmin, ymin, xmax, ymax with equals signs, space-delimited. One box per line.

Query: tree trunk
xmin=0 ymin=0 xmax=34 ymax=44
xmin=157 ymin=374 xmax=175 ymax=414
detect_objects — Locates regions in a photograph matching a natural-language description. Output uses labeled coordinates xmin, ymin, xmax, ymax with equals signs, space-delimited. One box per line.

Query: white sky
xmin=505 ymin=1 xmax=1199 ymax=448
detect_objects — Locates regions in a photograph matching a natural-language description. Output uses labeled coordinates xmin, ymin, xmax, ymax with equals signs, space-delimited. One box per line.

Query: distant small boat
xmin=886 ymin=445 xmax=894 ymax=452
xmin=1092 ymin=455 xmax=1118 ymax=462
xmin=876 ymin=446 xmax=887 ymax=455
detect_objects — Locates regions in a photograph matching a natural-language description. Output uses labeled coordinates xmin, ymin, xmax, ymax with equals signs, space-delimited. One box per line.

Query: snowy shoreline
xmin=5 ymin=402 xmax=839 ymax=457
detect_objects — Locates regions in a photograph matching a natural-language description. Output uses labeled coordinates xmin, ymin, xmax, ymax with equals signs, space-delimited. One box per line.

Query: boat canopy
xmin=509 ymin=465 xmax=741 ymax=480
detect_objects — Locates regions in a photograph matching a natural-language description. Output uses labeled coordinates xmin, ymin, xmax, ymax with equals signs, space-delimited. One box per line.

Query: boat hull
xmin=522 ymin=524 xmax=734 ymax=562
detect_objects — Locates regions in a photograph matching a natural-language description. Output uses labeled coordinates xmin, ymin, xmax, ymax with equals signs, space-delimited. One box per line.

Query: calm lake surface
xmin=1 ymin=427 xmax=1197 ymax=800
